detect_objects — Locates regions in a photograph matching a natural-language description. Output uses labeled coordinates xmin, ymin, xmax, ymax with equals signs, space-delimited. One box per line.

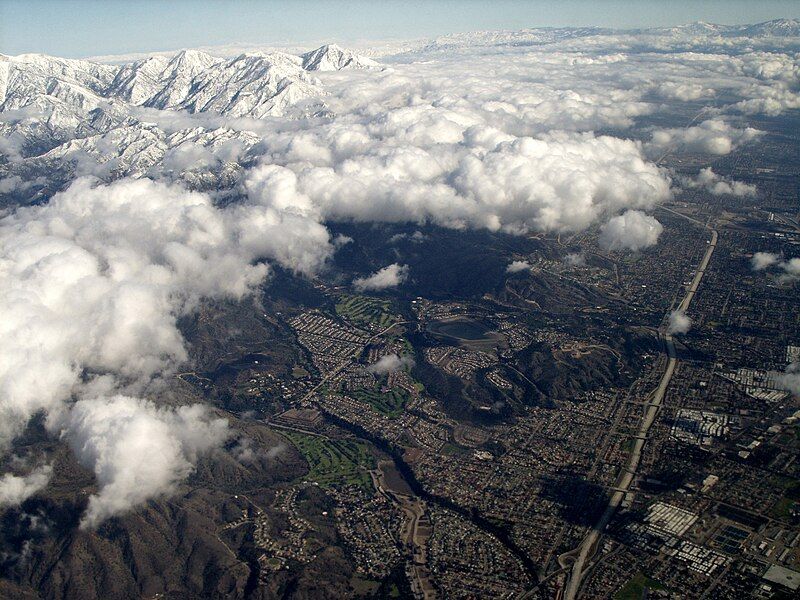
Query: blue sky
xmin=2 ymin=0 xmax=799 ymax=58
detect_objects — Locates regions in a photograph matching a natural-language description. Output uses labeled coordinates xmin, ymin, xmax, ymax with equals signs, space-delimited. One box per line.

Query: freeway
xmin=561 ymin=225 xmax=717 ymax=600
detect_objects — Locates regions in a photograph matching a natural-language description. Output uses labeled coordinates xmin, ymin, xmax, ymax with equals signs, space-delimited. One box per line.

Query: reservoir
xmin=427 ymin=318 xmax=493 ymax=341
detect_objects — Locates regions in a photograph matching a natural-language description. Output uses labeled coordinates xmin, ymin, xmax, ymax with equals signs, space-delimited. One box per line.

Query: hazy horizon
xmin=2 ymin=0 xmax=800 ymax=58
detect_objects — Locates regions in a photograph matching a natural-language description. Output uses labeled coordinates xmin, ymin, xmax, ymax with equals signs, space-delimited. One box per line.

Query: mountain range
xmin=0 ymin=44 xmax=378 ymax=203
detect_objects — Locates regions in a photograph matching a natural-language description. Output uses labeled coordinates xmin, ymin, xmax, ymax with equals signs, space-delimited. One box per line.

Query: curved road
xmin=562 ymin=227 xmax=717 ymax=600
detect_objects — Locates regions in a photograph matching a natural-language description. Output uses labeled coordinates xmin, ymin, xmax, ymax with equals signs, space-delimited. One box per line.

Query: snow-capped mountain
xmin=741 ymin=18 xmax=800 ymax=38
xmin=164 ymin=52 xmax=323 ymax=118
xmin=0 ymin=53 xmax=116 ymax=111
xmin=648 ymin=18 xmax=800 ymax=38
xmin=103 ymin=49 xmax=325 ymax=118
xmin=0 ymin=43 xmax=377 ymax=205
xmin=301 ymin=44 xmax=379 ymax=71
xmin=2 ymin=43 xmax=376 ymax=128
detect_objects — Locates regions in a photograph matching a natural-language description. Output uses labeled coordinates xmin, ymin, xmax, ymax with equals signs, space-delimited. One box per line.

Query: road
xmin=561 ymin=225 xmax=717 ymax=600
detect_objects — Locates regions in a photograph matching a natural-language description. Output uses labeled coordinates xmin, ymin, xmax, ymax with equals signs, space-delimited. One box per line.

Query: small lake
xmin=427 ymin=318 xmax=493 ymax=341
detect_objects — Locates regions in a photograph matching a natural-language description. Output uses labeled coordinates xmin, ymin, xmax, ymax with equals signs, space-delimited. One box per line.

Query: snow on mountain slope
xmin=0 ymin=43 xmax=374 ymax=168
xmin=2 ymin=43 xmax=375 ymax=124
xmin=301 ymin=44 xmax=379 ymax=71
xmin=0 ymin=53 xmax=116 ymax=110
xmin=105 ymin=55 xmax=171 ymax=104
xmin=144 ymin=50 xmax=222 ymax=108
xmin=167 ymin=52 xmax=323 ymax=118
xmin=742 ymin=19 xmax=800 ymax=38
xmin=11 ymin=122 xmax=260 ymax=190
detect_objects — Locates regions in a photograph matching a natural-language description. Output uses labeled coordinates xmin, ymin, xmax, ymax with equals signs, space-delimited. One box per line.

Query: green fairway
xmin=282 ymin=431 xmax=375 ymax=490
xmin=353 ymin=388 xmax=409 ymax=418
xmin=614 ymin=573 xmax=665 ymax=600
xmin=335 ymin=294 xmax=398 ymax=328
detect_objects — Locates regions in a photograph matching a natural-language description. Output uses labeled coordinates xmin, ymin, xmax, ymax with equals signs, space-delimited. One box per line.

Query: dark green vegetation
xmin=614 ymin=573 xmax=666 ymax=600
xmin=282 ymin=431 xmax=375 ymax=490
xmin=352 ymin=388 xmax=409 ymax=418
xmin=328 ymin=223 xmax=528 ymax=298
xmin=335 ymin=294 xmax=398 ymax=328
xmin=771 ymin=479 xmax=800 ymax=520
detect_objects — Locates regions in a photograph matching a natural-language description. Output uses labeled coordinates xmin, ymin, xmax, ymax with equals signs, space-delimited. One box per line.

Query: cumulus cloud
xmin=667 ymin=309 xmax=692 ymax=334
xmin=684 ymin=168 xmax=757 ymax=197
xmin=246 ymin=131 xmax=670 ymax=236
xmin=752 ymin=252 xmax=780 ymax=270
xmin=389 ymin=231 xmax=426 ymax=244
xmin=598 ymin=210 xmax=663 ymax=251
xmin=333 ymin=234 xmax=353 ymax=247
xmin=53 ymin=396 xmax=228 ymax=528
xmin=750 ymin=253 xmax=800 ymax=282
xmin=366 ymin=353 xmax=415 ymax=375
xmin=648 ymin=119 xmax=762 ymax=156
xmin=654 ymin=81 xmax=715 ymax=102
xmin=0 ymin=465 xmax=52 ymax=507
xmin=779 ymin=258 xmax=800 ymax=283
xmin=506 ymin=260 xmax=532 ymax=273
xmin=353 ymin=263 xmax=409 ymax=291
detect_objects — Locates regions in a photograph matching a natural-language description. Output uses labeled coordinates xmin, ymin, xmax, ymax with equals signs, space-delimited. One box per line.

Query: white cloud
xmin=0 ymin=465 xmax=52 ymax=507
xmin=353 ymin=263 xmax=409 ymax=291
xmin=654 ymin=81 xmax=715 ymax=102
xmin=685 ymin=168 xmax=757 ymax=197
xmin=0 ymin=175 xmax=339 ymax=525
xmin=333 ymin=234 xmax=353 ymax=247
xmin=506 ymin=260 xmax=531 ymax=273
xmin=231 ymin=436 xmax=287 ymax=465
xmin=752 ymin=252 xmax=780 ymax=270
xmin=750 ymin=253 xmax=800 ymax=282
xmin=667 ymin=309 xmax=692 ymax=334
xmin=52 ymin=396 xmax=228 ymax=528
xmin=366 ymin=354 xmax=415 ymax=375
xmin=598 ymin=210 xmax=663 ymax=251
xmin=648 ymin=119 xmax=762 ymax=156
xmin=779 ymin=257 xmax=800 ymax=283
